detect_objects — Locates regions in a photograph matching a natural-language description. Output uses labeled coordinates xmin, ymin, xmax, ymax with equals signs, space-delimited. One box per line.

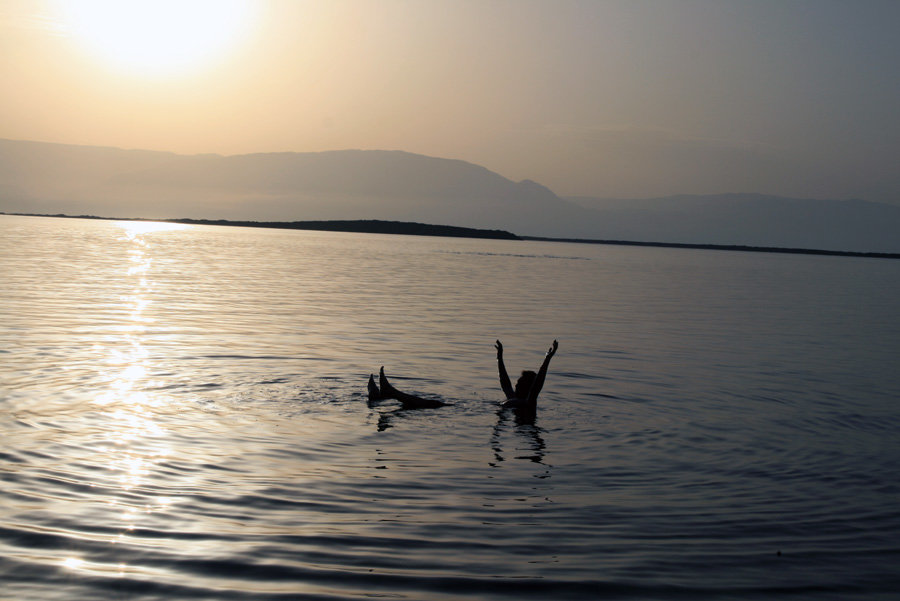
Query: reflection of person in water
xmin=490 ymin=409 xmax=549 ymax=466
xmin=496 ymin=339 xmax=558 ymax=411
xmin=368 ymin=366 xmax=446 ymax=409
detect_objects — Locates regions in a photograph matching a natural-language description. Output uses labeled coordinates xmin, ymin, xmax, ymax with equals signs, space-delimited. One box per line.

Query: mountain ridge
xmin=2 ymin=138 xmax=898 ymax=253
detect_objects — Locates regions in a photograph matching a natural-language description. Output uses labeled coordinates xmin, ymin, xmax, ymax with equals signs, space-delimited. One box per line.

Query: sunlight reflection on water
xmin=43 ymin=221 xmax=196 ymax=582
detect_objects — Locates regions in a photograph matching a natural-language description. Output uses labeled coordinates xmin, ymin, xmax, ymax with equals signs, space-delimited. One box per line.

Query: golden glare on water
xmin=117 ymin=220 xmax=192 ymax=236
xmin=55 ymin=0 xmax=257 ymax=76
xmin=62 ymin=556 xmax=85 ymax=570
xmin=87 ymin=221 xmax=181 ymax=535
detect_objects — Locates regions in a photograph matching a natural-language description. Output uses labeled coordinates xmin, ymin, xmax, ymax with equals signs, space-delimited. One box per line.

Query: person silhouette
xmin=496 ymin=339 xmax=558 ymax=411
xmin=368 ymin=366 xmax=446 ymax=409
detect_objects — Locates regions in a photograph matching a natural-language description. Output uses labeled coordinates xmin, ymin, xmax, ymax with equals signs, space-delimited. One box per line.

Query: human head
xmin=514 ymin=370 xmax=537 ymax=399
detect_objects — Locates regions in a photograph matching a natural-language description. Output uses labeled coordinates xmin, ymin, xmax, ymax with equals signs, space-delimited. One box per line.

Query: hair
xmin=514 ymin=370 xmax=537 ymax=399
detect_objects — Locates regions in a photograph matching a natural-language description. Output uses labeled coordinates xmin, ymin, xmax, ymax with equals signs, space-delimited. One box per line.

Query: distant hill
xmin=2 ymin=138 xmax=899 ymax=253
xmin=168 ymin=218 xmax=519 ymax=239
xmin=0 ymin=138 xmax=573 ymax=235
xmin=2 ymin=213 xmax=519 ymax=241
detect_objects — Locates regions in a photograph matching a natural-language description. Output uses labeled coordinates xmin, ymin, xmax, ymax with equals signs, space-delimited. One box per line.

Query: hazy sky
xmin=2 ymin=0 xmax=898 ymax=201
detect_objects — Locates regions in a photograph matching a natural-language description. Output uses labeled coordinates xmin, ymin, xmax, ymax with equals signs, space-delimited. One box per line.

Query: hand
xmin=546 ymin=340 xmax=558 ymax=357
xmin=495 ymin=340 xmax=504 ymax=357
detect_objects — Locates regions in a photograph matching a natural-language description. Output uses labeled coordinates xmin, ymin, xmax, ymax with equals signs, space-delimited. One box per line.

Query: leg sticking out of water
xmin=377 ymin=367 xmax=446 ymax=409
xmin=368 ymin=374 xmax=383 ymax=402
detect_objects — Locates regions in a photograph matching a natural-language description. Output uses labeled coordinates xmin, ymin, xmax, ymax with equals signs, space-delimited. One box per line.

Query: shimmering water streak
xmin=1 ymin=215 xmax=899 ymax=600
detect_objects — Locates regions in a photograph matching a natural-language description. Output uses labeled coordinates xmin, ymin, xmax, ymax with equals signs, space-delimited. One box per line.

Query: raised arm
xmin=526 ymin=340 xmax=558 ymax=405
xmin=496 ymin=340 xmax=514 ymax=399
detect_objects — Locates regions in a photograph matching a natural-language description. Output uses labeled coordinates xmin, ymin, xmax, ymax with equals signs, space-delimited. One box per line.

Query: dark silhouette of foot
xmin=368 ymin=373 xmax=382 ymax=401
xmin=377 ymin=366 xmax=446 ymax=409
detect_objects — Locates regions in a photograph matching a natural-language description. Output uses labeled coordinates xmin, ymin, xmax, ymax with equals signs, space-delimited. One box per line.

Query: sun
xmin=56 ymin=0 xmax=257 ymax=76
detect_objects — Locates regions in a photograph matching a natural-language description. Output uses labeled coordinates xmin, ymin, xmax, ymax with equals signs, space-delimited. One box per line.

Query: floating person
xmin=368 ymin=366 xmax=446 ymax=409
xmin=495 ymin=339 xmax=558 ymax=412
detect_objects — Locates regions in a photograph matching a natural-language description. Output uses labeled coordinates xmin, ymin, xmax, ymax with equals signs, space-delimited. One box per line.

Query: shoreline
xmin=4 ymin=212 xmax=898 ymax=259
xmin=1 ymin=212 xmax=519 ymax=241
xmin=521 ymin=235 xmax=900 ymax=260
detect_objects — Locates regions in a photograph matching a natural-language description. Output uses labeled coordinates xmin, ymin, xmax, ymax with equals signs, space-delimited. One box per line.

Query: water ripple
xmin=2 ymin=216 xmax=899 ymax=600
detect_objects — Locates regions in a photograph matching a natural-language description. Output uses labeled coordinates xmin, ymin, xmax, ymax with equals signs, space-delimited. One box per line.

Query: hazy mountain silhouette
xmin=2 ymin=138 xmax=898 ymax=253
xmin=0 ymin=139 xmax=578 ymax=233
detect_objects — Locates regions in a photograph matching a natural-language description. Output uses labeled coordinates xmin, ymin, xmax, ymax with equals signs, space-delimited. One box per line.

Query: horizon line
xmin=4 ymin=211 xmax=898 ymax=261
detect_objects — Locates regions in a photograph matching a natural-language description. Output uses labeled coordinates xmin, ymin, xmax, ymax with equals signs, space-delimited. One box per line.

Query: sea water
xmin=1 ymin=214 xmax=899 ymax=600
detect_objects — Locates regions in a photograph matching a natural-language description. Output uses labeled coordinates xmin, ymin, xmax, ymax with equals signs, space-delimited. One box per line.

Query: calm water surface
xmin=2 ymin=215 xmax=899 ymax=600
